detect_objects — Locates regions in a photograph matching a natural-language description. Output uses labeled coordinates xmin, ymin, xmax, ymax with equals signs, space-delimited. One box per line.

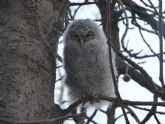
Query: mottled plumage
xmin=63 ymin=19 xmax=117 ymax=102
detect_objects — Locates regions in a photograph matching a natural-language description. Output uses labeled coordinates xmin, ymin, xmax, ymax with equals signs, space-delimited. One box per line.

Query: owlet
xmin=63 ymin=19 xmax=117 ymax=102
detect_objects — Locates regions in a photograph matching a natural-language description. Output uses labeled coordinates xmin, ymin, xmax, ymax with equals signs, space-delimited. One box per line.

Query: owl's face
xmin=66 ymin=19 xmax=98 ymax=46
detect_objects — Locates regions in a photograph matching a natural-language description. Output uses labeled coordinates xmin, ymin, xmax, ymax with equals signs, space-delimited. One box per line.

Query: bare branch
xmin=106 ymin=0 xmax=130 ymax=123
xmin=86 ymin=109 xmax=97 ymax=124
xmin=158 ymin=0 xmax=165 ymax=90
xmin=131 ymin=106 xmax=165 ymax=115
xmin=70 ymin=2 xmax=96 ymax=6
xmin=154 ymin=114 xmax=161 ymax=124
xmin=0 ymin=113 xmax=84 ymax=124
xmin=125 ymin=106 xmax=140 ymax=123
xmin=140 ymin=95 xmax=158 ymax=123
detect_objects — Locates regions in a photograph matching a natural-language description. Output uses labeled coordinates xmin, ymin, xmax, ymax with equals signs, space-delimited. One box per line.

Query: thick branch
xmin=117 ymin=56 xmax=165 ymax=99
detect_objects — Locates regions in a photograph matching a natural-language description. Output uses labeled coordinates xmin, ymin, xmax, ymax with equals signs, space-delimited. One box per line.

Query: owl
xmin=63 ymin=19 xmax=117 ymax=103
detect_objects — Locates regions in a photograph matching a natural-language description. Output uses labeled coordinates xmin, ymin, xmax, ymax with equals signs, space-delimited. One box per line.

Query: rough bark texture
xmin=0 ymin=0 xmax=68 ymax=123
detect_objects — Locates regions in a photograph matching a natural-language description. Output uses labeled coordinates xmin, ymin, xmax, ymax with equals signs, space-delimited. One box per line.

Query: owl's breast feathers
xmin=63 ymin=19 xmax=116 ymax=99
xmin=64 ymin=44 xmax=110 ymax=86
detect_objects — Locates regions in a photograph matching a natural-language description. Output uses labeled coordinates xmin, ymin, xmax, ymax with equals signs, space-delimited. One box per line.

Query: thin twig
xmin=140 ymin=95 xmax=158 ymax=124
xmin=118 ymin=0 xmax=129 ymax=52
xmin=131 ymin=105 xmax=165 ymax=115
xmin=154 ymin=114 xmax=161 ymax=124
xmin=57 ymin=54 xmax=63 ymax=62
xmin=115 ymin=112 xmax=130 ymax=122
xmin=158 ymin=0 xmax=165 ymax=91
xmin=55 ymin=76 xmax=64 ymax=82
xmin=86 ymin=109 xmax=97 ymax=124
xmin=139 ymin=28 xmax=158 ymax=58
xmin=148 ymin=0 xmax=159 ymax=14
xmin=70 ymin=2 xmax=96 ymax=6
xmin=125 ymin=106 xmax=140 ymax=123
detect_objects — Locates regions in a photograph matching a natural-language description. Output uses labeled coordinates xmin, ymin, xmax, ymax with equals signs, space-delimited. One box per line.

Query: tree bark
xmin=0 ymin=0 xmax=68 ymax=123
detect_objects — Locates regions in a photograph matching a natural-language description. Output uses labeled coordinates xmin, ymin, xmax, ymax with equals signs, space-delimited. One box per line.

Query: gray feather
xmin=63 ymin=19 xmax=117 ymax=102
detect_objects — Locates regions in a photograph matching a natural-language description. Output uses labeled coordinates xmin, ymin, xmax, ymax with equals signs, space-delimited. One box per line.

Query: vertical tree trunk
xmin=0 ymin=0 xmax=68 ymax=123
xmin=97 ymin=1 xmax=120 ymax=124
xmin=107 ymin=105 xmax=116 ymax=124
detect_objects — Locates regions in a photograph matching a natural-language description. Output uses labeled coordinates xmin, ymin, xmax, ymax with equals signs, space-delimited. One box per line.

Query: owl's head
xmin=63 ymin=19 xmax=106 ymax=47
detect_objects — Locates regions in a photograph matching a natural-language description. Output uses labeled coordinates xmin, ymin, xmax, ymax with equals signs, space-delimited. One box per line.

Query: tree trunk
xmin=0 ymin=0 xmax=68 ymax=123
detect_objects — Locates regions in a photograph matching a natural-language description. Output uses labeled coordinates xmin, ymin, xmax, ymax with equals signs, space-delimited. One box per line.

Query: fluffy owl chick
xmin=63 ymin=19 xmax=117 ymax=102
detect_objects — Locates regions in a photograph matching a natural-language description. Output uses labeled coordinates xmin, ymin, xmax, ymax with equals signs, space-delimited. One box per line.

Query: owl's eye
xmin=73 ymin=34 xmax=78 ymax=37
xmin=72 ymin=34 xmax=79 ymax=39
xmin=85 ymin=31 xmax=94 ymax=41
xmin=86 ymin=31 xmax=93 ymax=37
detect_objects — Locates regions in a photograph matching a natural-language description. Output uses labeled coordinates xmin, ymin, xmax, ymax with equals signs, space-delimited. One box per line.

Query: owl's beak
xmin=79 ymin=39 xmax=84 ymax=46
